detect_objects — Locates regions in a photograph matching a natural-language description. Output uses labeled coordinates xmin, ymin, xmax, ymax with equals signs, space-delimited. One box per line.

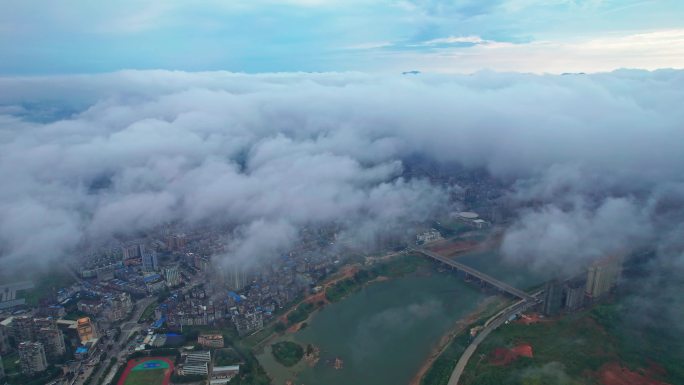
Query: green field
xmin=455 ymin=304 xmax=681 ymax=385
xmin=139 ymin=301 xmax=159 ymax=322
xmin=286 ymin=302 xmax=316 ymax=324
xmin=123 ymin=359 xmax=171 ymax=385
xmin=460 ymin=310 xmax=612 ymax=385
xmin=123 ymin=369 xmax=167 ymax=385
xmin=1 ymin=352 xmax=20 ymax=375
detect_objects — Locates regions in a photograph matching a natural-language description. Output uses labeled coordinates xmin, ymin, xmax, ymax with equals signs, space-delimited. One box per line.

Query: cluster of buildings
xmin=416 ymin=229 xmax=442 ymax=245
xmin=151 ymin=237 xmax=341 ymax=339
xmin=221 ymin=251 xmax=340 ymax=335
xmin=156 ymin=288 xmax=225 ymax=327
xmin=0 ymin=276 xmax=113 ymax=381
xmin=543 ymin=255 xmax=624 ymax=316
xmin=153 ymin=283 xmax=263 ymax=337
xmin=0 ymin=315 xmax=71 ymax=375
xmin=77 ymin=228 xmax=198 ymax=292
xmin=0 ymin=225 xmax=343 ymax=384
xmin=71 ymin=238 xmax=193 ymax=306
xmin=77 ymin=292 xmax=133 ymax=322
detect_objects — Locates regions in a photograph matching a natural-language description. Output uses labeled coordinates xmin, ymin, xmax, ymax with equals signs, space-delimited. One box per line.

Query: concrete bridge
xmin=410 ymin=247 xmax=536 ymax=302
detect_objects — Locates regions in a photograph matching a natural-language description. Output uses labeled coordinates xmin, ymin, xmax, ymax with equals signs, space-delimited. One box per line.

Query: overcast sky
xmin=2 ymin=0 xmax=684 ymax=74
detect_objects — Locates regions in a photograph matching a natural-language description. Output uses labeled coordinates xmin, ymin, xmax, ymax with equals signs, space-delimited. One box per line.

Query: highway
xmin=447 ymin=299 xmax=537 ymax=385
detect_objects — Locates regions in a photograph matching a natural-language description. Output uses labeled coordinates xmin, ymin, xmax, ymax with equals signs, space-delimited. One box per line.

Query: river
xmin=256 ymin=250 xmax=546 ymax=385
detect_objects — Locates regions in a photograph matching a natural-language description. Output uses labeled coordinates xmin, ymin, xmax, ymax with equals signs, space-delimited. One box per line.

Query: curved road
xmin=447 ymin=296 xmax=541 ymax=385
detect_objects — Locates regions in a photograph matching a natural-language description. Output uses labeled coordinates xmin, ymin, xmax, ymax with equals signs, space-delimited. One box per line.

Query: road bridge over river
xmin=411 ymin=247 xmax=542 ymax=384
xmin=411 ymin=247 xmax=536 ymax=302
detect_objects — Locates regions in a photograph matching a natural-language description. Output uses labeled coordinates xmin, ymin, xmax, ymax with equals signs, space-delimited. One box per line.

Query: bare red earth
xmin=599 ymin=362 xmax=671 ymax=385
xmin=427 ymin=240 xmax=478 ymax=256
xmin=490 ymin=344 xmax=533 ymax=365
xmin=516 ymin=313 xmax=547 ymax=325
xmin=511 ymin=344 xmax=533 ymax=358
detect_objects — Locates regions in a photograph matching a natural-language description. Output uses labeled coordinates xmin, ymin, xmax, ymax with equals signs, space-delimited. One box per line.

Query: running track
xmin=116 ymin=356 xmax=174 ymax=385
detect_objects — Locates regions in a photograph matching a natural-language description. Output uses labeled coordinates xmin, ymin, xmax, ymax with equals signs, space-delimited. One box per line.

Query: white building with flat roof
xmin=179 ymin=350 xmax=211 ymax=376
xmin=456 ymin=211 xmax=489 ymax=228
xmin=181 ymin=361 xmax=208 ymax=376
xmin=211 ymin=365 xmax=240 ymax=384
xmin=184 ymin=350 xmax=211 ymax=362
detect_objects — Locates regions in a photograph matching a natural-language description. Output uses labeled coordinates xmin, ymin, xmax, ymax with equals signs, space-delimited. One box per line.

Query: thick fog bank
xmin=1 ymin=69 xmax=683 ymax=275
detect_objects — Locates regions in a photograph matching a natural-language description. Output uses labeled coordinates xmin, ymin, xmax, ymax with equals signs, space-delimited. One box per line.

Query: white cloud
xmin=1 ymin=69 xmax=684 ymax=273
xmin=400 ymin=29 xmax=684 ymax=73
xmin=419 ymin=35 xmax=491 ymax=46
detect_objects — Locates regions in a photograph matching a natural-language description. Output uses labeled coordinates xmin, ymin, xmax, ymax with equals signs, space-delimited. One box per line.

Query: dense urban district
xmin=0 ymin=174 xmax=680 ymax=385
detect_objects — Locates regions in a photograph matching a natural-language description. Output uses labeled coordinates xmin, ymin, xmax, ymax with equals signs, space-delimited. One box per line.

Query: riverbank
xmin=249 ymin=252 xmax=420 ymax=352
xmin=247 ymin=264 xmax=361 ymax=351
xmin=256 ymin=264 xmax=489 ymax=385
xmin=409 ymin=296 xmax=505 ymax=385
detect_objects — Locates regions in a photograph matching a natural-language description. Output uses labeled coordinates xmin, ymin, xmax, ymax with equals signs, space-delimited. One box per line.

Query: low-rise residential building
xmin=37 ymin=305 xmax=66 ymax=319
xmin=78 ymin=299 xmax=104 ymax=315
xmin=232 ymin=311 xmax=263 ymax=336
xmin=197 ymin=334 xmax=224 ymax=348
xmin=211 ymin=365 xmax=240 ymax=384
xmin=77 ymin=317 xmax=97 ymax=344
xmin=102 ymin=293 xmax=133 ymax=322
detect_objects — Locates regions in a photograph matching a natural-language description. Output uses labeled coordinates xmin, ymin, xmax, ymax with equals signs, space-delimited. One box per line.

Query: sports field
xmin=117 ymin=357 xmax=174 ymax=385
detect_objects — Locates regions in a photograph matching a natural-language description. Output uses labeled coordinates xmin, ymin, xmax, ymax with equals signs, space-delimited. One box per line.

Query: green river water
xmin=256 ymin=251 xmax=546 ymax=385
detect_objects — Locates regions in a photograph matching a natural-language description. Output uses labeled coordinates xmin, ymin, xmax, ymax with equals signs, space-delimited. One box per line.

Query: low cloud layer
xmin=1 ymin=69 xmax=684 ymax=273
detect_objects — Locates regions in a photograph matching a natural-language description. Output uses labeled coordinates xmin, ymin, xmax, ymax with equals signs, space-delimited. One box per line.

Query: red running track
xmin=116 ymin=356 xmax=175 ymax=385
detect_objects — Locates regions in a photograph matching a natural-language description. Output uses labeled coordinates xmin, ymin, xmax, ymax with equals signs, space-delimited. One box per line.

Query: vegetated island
xmin=271 ymin=341 xmax=304 ymax=367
